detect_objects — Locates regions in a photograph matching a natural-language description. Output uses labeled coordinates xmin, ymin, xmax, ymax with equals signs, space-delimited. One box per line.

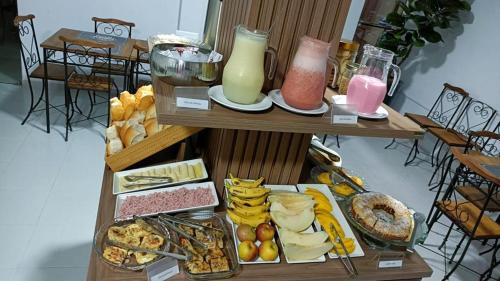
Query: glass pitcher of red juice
xmin=346 ymin=44 xmax=401 ymax=114
xmin=281 ymin=36 xmax=331 ymax=110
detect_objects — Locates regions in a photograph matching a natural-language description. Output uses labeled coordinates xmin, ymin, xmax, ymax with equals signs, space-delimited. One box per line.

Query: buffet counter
xmin=87 ymin=166 xmax=432 ymax=281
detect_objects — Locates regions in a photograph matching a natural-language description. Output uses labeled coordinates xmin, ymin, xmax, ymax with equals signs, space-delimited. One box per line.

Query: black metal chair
xmin=427 ymin=99 xmax=497 ymax=189
xmin=386 ymin=83 xmax=469 ymax=166
xmin=14 ymin=14 xmax=75 ymax=131
xmin=60 ymin=36 xmax=115 ymax=141
xmin=91 ymin=17 xmax=135 ymax=92
xmin=128 ymin=42 xmax=151 ymax=92
xmin=426 ymin=130 xmax=500 ymax=281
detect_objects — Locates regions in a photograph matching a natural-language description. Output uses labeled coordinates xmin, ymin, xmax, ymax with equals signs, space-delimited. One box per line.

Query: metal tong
xmin=330 ymin=223 xmax=358 ymax=277
xmin=158 ymin=215 xmax=209 ymax=249
xmin=107 ymin=239 xmax=190 ymax=261
xmin=330 ymin=166 xmax=366 ymax=194
xmin=122 ymin=175 xmax=174 ymax=189
xmin=160 ymin=214 xmax=224 ymax=235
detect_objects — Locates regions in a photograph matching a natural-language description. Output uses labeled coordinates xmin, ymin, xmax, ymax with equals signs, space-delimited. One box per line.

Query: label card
xmin=375 ymin=252 xmax=405 ymax=269
xmin=174 ymin=86 xmax=211 ymax=110
xmin=176 ymin=97 xmax=210 ymax=110
xmin=331 ymin=103 xmax=358 ymax=125
xmin=146 ymin=258 xmax=179 ymax=281
xmin=378 ymin=259 xmax=403 ymax=268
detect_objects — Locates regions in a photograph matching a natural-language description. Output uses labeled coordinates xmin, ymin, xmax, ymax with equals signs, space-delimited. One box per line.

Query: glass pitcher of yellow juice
xmin=222 ymin=25 xmax=276 ymax=104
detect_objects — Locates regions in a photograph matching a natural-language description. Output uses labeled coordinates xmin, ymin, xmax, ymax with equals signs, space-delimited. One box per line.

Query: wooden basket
xmin=105 ymin=125 xmax=202 ymax=172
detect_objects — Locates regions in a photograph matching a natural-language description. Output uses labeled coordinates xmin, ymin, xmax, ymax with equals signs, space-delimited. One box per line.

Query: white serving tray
xmin=296 ymin=184 xmax=365 ymax=259
xmin=269 ymin=185 xmax=326 ymax=264
xmin=224 ymin=179 xmax=281 ymax=264
xmin=112 ymin=158 xmax=208 ymax=195
xmin=115 ymin=181 xmax=219 ymax=220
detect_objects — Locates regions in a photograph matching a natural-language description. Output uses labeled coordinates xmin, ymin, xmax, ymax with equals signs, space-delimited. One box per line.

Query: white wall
xmin=392 ymin=0 xmax=500 ymax=117
xmin=15 ymin=0 xmax=208 ymax=80
xmin=341 ymin=0 xmax=365 ymax=40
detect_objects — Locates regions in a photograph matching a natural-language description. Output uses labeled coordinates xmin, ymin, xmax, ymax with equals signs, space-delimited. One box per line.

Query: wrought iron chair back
xmin=464 ymin=121 xmax=500 ymax=157
xmin=427 ymin=83 xmax=470 ymax=128
xmin=59 ymin=36 xmax=114 ymax=141
xmin=130 ymin=42 xmax=150 ymax=91
xmin=13 ymin=14 xmax=41 ymax=73
xmin=92 ymin=17 xmax=135 ymax=38
xmin=449 ymin=98 xmax=497 ymax=139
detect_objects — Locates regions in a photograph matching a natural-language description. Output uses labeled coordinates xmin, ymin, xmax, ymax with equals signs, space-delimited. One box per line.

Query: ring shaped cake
xmin=351 ymin=193 xmax=413 ymax=241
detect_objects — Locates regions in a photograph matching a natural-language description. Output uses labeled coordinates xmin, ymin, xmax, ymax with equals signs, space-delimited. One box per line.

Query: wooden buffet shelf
xmin=154 ymin=80 xmax=424 ymax=139
xmin=87 ymin=166 xmax=432 ymax=281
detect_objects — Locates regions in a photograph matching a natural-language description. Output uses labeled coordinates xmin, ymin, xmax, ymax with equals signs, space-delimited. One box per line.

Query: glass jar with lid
xmin=338 ymin=62 xmax=359 ymax=95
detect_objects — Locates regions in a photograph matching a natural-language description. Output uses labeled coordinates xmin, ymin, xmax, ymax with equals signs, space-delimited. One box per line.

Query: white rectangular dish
xmin=112 ymin=158 xmax=208 ymax=195
xmin=296 ymin=184 xmax=365 ymax=258
xmin=114 ymin=181 xmax=219 ymax=220
xmin=269 ymin=185 xmax=326 ymax=264
xmin=223 ymin=179 xmax=281 ymax=265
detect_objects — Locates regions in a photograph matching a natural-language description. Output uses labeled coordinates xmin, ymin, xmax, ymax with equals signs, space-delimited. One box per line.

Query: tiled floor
xmin=0 ymin=81 xmax=497 ymax=281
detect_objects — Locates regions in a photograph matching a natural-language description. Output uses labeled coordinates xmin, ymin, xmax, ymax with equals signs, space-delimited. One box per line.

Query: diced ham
xmin=119 ymin=187 xmax=214 ymax=218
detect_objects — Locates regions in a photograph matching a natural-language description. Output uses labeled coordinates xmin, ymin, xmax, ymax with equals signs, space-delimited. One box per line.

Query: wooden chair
xmin=91 ymin=17 xmax=135 ymax=92
xmin=59 ymin=36 xmax=115 ymax=141
xmin=426 ymin=130 xmax=500 ymax=281
xmin=128 ymin=42 xmax=150 ymax=92
xmin=14 ymin=14 xmax=75 ymax=131
xmin=427 ymin=99 xmax=497 ymax=189
xmin=387 ymin=83 xmax=469 ymax=166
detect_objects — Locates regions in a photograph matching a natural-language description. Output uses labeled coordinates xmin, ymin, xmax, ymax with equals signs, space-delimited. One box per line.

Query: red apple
xmin=238 ymin=241 xmax=258 ymax=261
xmin=258 ymin=240 xmax=279 ymax=261
xmin=236 ymin=224 xmax=256 ymax=242
xmin=256 ymin=223 xmax=275 ymax=242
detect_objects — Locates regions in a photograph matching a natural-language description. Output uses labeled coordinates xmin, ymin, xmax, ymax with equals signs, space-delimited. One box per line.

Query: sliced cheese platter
xmin=112 ymin=158 xmax=208 ymax=194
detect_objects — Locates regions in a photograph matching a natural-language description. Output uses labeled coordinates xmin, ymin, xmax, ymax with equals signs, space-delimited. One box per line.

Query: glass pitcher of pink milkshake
xmin=346 ymin=45 xmax=401 ymax=114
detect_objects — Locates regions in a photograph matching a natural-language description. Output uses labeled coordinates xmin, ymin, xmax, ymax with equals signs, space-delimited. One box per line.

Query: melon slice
xmin=271 ymin=202 xmax=303 ymax=216
xmin=268 ymin=193 xmax=313 ymax=203
xmin=280 ymin=229 xmax=329 ymax=246
xmin=283 ymin=242 xmax=333 ymax=260
xmin=270 ymin=208 xmax=315 ymax=232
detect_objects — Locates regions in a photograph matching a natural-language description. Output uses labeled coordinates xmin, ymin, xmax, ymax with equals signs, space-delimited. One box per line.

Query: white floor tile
xmin=13 ymin=128 xmax=70 ymax=163
xmin=0 ymin=189 xmax=49 ymax=224
xmin=0 ymin=268 xmax=15 ymax=281
xmin=0 ymin=225 xmax=34 ymax=269
xmin=0 ymin=139 xmax=23 ymax=163
xmin=13 ymin=267 xmax=87 ymax=281
xmin=0 ymin=159 xmax=61 ymax=191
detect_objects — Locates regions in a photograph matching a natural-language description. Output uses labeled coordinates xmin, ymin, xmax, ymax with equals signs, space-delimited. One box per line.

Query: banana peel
xmin=229 ymin=173 xmax=264 ymax=188
xmin=227 ymin=208 xmax=270 ymax=227
xmin=229 ymin=193 xmax=267 ymax=207
xmin=229 ymin=201 xmax=270 ymax=217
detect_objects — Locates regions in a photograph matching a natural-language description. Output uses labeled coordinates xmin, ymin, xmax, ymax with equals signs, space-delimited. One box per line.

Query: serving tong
xmin=107 ymin=239 xmax=190 ymax=261
xmin=158 ymin=214 xmax=223 ymax=250
xmin=106 ymin=217 xmax=191 ymax=261
xmin=329 ymin=223 xmax=358 ymax=277
xmin=122 ymin=175 xmax=174 ymax=189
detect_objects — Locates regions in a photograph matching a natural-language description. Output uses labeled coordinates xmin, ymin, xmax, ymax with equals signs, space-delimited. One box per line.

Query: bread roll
xmin=119 ymin=120 xmax=139 ymax=142
xmin=110 ymin=97 xmax=124 ymax=121
xmin=107 ymin=138 xmax=124 ymax=155
xmin=105 ymin=125 xmax=120 ymax=140
xmin=129 ymin=110 xmax=145 ymax=124
xmin=136 ymin=89 xmax=155 ymax=111
xmin=145 ymin=104 xmax=157 ymax=120
xmin=144 ymin=118 xmax=159 ymax=136
xmin=120 ymin=91 xmax=136 ymax=120
xmin=136 ymin=84 xmax=153 ymax=96
xmin=122 ymin=123 xmax=146 ymax=147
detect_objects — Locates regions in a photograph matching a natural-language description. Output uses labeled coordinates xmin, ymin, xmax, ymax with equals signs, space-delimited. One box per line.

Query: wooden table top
xmin=451 ymin=147 xmax=500 ymax=185
xmin=40 ymin=28 xmax=144 ymax=61
xmin=154 ymin=79 xmax=424 ymax=139
xmin=87 ymin=166 xmax=433 ymax=281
